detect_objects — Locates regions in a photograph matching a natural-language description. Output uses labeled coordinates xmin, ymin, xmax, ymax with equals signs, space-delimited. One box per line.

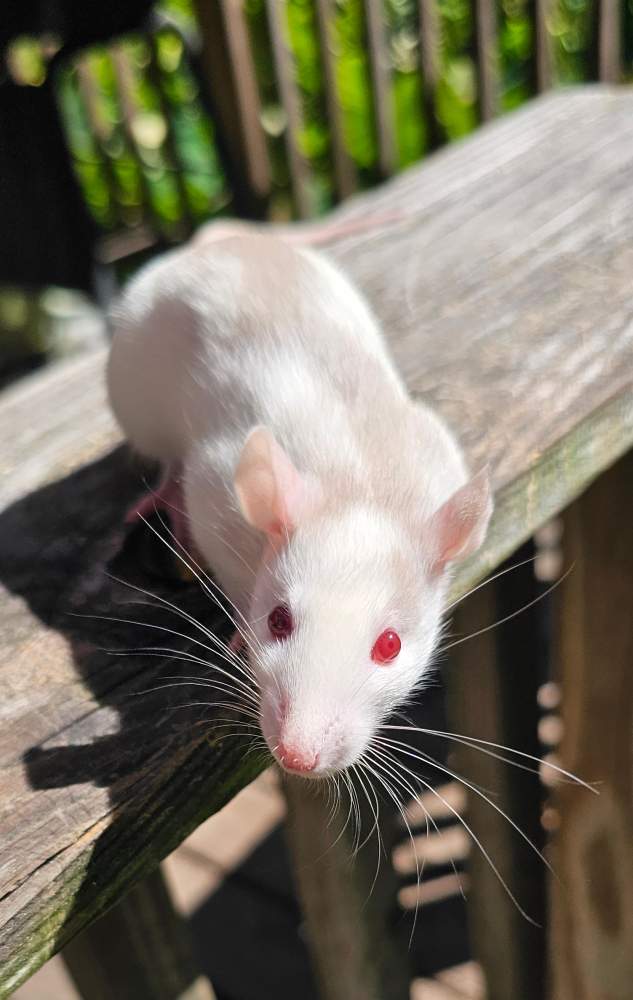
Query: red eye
xmin=268 ymin=604 xmax=293 ymax=640
xmin=371 ymin=629 xmax=401 ymax=664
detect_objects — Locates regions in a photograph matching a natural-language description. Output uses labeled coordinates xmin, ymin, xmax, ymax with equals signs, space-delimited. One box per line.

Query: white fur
xmin=107 ymin=224 xmax=491 ymax=776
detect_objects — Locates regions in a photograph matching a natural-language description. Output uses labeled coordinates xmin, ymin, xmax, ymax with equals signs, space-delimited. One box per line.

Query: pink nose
xmin=277 ymin=741 xmax=318 ymax=774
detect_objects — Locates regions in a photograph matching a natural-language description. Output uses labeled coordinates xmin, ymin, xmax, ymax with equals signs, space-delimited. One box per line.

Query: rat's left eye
xmin=371 ymin=629 xmax=401 ymax=664
xmin=268 ymin=604 xmax=293 ymax=640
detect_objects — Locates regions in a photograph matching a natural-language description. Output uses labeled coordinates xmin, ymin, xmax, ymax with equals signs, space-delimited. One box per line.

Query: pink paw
xmin=126 ymin=466 xmax=192 ymax=558
xmin=229 ymin=630 xmax=246 ymax=655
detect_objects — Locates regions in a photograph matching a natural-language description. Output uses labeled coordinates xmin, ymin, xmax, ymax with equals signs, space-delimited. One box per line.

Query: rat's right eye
xmin=371 ymin=629 xmax=401 ymax=664
xmin=268 ymin=604 xmax=293 ymax=640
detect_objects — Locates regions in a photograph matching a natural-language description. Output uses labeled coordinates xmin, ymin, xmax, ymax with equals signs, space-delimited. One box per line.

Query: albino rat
xmin=107 ymin=220 xmax=492 ymax=778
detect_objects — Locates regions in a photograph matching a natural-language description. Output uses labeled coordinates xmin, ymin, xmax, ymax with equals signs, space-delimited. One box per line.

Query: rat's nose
xmin=277 ymin=741 xmax=319 ymax=774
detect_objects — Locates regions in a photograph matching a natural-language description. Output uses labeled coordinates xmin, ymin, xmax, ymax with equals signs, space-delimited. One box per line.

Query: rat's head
xmin=234 ymin=426 xmax=491 ymax=778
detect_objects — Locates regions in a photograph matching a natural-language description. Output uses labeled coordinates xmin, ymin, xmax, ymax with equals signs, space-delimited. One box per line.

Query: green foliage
xmin=550 ymin=0 xmax=595 ymax=82
xmin=50 ymin=0 xmax=629 ymax=235
xmin=330 ymin=1 xmax=378 ymax=174
xmin=285 ymin=0 xmax=332 ymax=212
xmin=244 ymin=0 xmax=291 ymax=208
xmin=57 ymin=24 xmax=230 ymax=239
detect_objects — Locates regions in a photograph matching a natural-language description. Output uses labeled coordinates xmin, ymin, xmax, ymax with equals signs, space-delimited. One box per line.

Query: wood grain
xmin=532 ymin=0 xmax=553 ymax=91
xmin=220 ymin=0 xmax=271 ymax=196
xmin=418 ymin=0 xmax=442 ymax=145
xmin=473 ymin=0 xmax=499 ymax=120
xmin=550 ymin=451 xmax=633 ymax=1000
xmin=62 ymin=868 xmax=216 ymax=1000
xmin=2 ymin=87 xmax=633 ymax=996
xmin=598 ymin=0 xmax=621 ymax=84
xmin=365 ymin=0 xmax=397 ymax=176
xmin=266 ymin=0 xmax=315 ymax=217
xmin=192 ymin=0 xmax=269 ymax=215
xmin=446 ymin=546 xmax=546 ymax=1000
xmin=284 ymin=777 xmax=409 ymax=1000
xmin=314 ymin=0 xmax=358 ymax=200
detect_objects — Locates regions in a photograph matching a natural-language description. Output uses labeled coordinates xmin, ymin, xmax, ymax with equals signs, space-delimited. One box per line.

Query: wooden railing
xmin=2 ymin=86 xmax=633 ymax=1000
xmin=2 ymin=4 xmax=633 ymax=998
xmin=49 ymin=0 xmax=629 ymax=261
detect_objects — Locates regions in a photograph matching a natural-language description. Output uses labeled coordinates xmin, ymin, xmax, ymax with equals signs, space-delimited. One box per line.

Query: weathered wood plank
xmin=532 ymin=0 xmax=553 ymax=91
xmin=110 ymin=43 xmax=163 ymax=233
xmin=62 ymin=868 xmax=216 ymax=1000
xmin=74 ymin=58 xmax=122 ymax=227
xmin=473 ymin=0 xmax=499 ymax=120
xmin=266 ymin=0 xmax=315 ymax=217
xmin=219 ymin=0 xmax=272 ymax=196
xmin=418 ymin=0 xmax=442 ymax=145
xmin=2 ymin=88 xmax=633 ymax=996
xmin=145 ymin=35 xmax=195 ymax=232
xmin=549 ymin=451 xmax=633 ymax=1000
xmin=192 ymin=0 xmax=269 ymax=215
xmin=598 ymin=0 xmax=621 ymax=83
xmin=284 ymin=777 xmax=409 ymax=1000
xmin=365 ymin=0 xmax=397 ymax=176
xmin=446 ymin=546 xmax=546 ymax=1000
xmin=0 ymin=367 xmax=260 ymax=995
xmin=314 ymin=0 xmax=358 ymax=199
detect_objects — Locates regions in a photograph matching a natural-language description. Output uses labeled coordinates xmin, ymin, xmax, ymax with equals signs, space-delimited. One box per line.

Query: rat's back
xmin=107 ymin=229 xmax=405 ymax=465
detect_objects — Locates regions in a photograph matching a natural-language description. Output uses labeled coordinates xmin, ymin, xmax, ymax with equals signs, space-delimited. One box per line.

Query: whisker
xmin=146 ymin=485 xmax=259 ymax=584
xmin=374 ymin=738 xmax=553 ymax=909
xmin=103 ymin=571 xmax=256 ymax=678
xmin=197 ymin=717 xmax=261 ymax=730
xmin=379 ymin=724 xmax=595 ymax=793
xmin=360 ymin=752 xmax=429 ymax=943
xmin=144 ymin=511 xmax=267 ymax=659
xmin=366 ymin=745 xmax=541 ymax=923
xmin=104 ymin=647 xmax=260 ymax=705
xmin=308 ymin=772 xmax=359 ymax=864
xmin=443 ymin=555 xmax=538 ymax=614
xmin=439 ymin=565 xmax=574 ymax=655
xmin=355 ymin=764 xmax=388 ymax=905
xmin=71 ymin=609 xmax=257 ymax=685
xmin=130 ymin=684 xmax=258 ymax=720
xmin=349 ymin=763 xmax=381 ymax=857
xmin=160 ymin=673 xmax=260 ymax=706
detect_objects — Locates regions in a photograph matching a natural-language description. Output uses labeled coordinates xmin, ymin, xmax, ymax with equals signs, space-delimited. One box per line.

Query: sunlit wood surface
xmin=1 ymin=86 xmax=633 ymax=996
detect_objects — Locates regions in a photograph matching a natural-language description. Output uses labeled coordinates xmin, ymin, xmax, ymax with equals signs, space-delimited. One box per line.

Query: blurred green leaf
xmin=51 ymin=0 xmax=615 ymax=234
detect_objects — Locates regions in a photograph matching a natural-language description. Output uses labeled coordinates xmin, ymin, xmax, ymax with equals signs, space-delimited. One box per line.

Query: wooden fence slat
xmin=365 ymin=0 xmax=397 ymax=176
xmin=75 ymin=57 xmax=123 ymax=226
xmin=145 ymin=35 xmax=196 ymax=232
xmin=192 ymin=0 xmax=268 ymax=216
xmin=314 ymin=0 xmax=358 ymax=200
xmin=550 ymin=451 xmax=633 ymax=999
xmin=220 ymin=0 xmax=272 ymax=196
xmin=110 ymin=43 xmax=166 ymax=234
xmin=532 ymin=0 xmax=553 ymax=91
xmin=4 ymin=91 xmax=633 ymax=998
xmin=265 ymin=0 xmax=315 ymax=217
xmin=418 ymin=0 xmax=442 ymax=146
xmin=62 ymin=869 xmax=216 ymax=1000
xmin=284 ymin=776 xmax=410 ymax=1000
xmin=473 ymin=0 xmax=499 ymax=121
xmin=445 ymin=546 xmax=546 ymax=1000
xmin=598 ymin=0 xmax=621 ymax=82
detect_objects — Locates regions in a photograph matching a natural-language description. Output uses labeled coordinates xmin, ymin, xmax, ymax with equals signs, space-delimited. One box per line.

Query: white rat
xmin=107 ymin=221 xmax=492 ymax=778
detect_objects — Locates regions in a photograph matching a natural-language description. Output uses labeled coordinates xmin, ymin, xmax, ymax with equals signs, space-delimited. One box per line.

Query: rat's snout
xmin=276 ymin=740 xmax=319 ymax=774
xmin=260 ymin=686 xmax=359 ymax=777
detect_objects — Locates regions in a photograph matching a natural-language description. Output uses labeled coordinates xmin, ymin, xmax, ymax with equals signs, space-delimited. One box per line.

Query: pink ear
xmin=234 ymin=426 xmax=316 ymax=537
xmin=428 ymin=467 xmax=493 ymax=568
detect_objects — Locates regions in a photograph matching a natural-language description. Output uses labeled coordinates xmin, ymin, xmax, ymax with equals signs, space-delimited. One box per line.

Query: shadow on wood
xmin=0 ymin=446 xmax=266 ymax=995
xmin=550 ymin=450 xmax=633 ymax=1000
xmin=62 ymin=868 xmax=215 ymax=1000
